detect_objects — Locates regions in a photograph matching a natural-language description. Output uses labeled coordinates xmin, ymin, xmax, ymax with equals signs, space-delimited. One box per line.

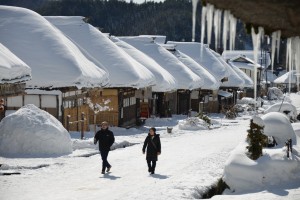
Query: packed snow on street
xmin=1 ymin=94 xmax=300 ymax=200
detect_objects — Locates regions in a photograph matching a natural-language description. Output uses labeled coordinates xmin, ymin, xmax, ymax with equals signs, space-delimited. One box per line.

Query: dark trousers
xmin=147 ymin=160 xmax=156 ymax=173
xmin=100 ymin=150 xmax=111 ymax=171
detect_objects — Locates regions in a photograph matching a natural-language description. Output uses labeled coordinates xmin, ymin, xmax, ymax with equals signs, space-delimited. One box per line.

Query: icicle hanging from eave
xmin=192 ymin=0 xmax=199 ymax=42
xmin=271 ymin=31 xmax=277 ymax=71
xmin=206 ymin=4 xmax=214 ymax=47
xmin=251 ymin=27 xmax=264 ymax=104
xmin=222 ymin=10 xmax=230 ymax=51
xmin=276 ymin=30 xmax=281 ymax=63
xmin=287 ymin=38 xmax=292 ymax=93
xmin=200 ymin=5 xmax=207 ymax=45
xmin=270 ymin=30 xmax=282 ymax=72
xmin=213 ymin=9 xmax=222 ymax=50
xmin=229 ymin=13 xmax=237 ymax=51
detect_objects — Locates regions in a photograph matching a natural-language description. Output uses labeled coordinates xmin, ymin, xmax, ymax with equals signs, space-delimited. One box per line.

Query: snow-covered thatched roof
xmin=119 ymin=36 xmax=203 ymax=90
xmin=167 ymin=41 xmax=230 ymax=81
xmin=274 ymin=70 xmax=299 ymax=84
xmin=0 ymin=6 xmax=109 ymax=89
xmin=222 ymin=50 xmax=271 ymax=68
xmin=0 ymin=43 xmax=31 ymax=84
xmin=229 ymin=63 xmax=254 ymax=88
xmin=227 ymin=55 xmax=262 ymax=71
xmin=162 ymin=44 xmax=219 ymax=90
xmin=210 ymin=50 xmax=245 ymax=88
xmin=110 ymin=36 xmax=177 ymax=92
xmin=45 ymin=16 xmax=155 ymax=89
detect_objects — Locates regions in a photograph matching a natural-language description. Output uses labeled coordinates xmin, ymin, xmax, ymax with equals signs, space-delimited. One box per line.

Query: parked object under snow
xmin=178 ymin=117 xmax=209 ymax=130
xmin=0 ymin=104 xmax=72 ymax=158
xmin=223 ymin=114 xmax=300 ymax=193
xmin=267 ymin=87 xmax=284 ymax=100
xmin=264 ymin=102 xmax=297 ymax=121
xmin=261 ymin=112 xmax=296 ymax=145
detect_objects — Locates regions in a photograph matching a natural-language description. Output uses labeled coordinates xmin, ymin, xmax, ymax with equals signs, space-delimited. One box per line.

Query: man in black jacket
xmin=94 ymin=121 xmax=115 ymax=174
xmin=142 ymin=127 xmax=161 ymax=174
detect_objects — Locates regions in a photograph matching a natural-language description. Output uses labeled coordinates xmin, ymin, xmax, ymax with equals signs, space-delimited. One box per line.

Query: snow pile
xmin=252 ymin=116 xmax=264 ymax=127
xmin=264 ymin=102 xmax=298 ymax=121
xmin=236 ymin=97 xmax=256 ymax=105
xmin=0 ymin=104 xmax=72 ymax=157
xmin=223 ymin=114 xmax=300 ymax=193
xmin=267 ymin=87 xmax=284 ymax=100
xmin=178 ymin=117 xmax=209 ymax=130
xmin=261 ymin=112 xmax=296 ymax=145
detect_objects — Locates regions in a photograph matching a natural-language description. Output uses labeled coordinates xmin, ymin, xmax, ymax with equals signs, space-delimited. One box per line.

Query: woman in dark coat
xmin=142 ymin=127 xmax=161 ymax=174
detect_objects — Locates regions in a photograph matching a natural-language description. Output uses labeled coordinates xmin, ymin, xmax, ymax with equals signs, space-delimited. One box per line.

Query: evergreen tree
xmin=246 ymin=118 xmax=267 ymax=160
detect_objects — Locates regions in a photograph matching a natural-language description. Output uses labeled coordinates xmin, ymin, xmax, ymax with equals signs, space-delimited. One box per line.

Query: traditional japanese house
xmin=0 ymin=7 xmax=109 ymax=131
xmin=46 ymin=16 xmax=155 ymax=128
xmin=162 ymin=44 xmax=220 ymax=113
xmin=167 ymin=42 xmax=230 ymax=113
xmin=0 ymin=43 xmax=31 ymax=109
xmin=120 ymin=36 xmax=203 ymax=116
xmin=111 ymin=36 xmax=177 ymax=119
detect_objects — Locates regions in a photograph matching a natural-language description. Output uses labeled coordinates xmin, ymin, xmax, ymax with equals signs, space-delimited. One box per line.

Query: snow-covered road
xmin=1 ymin=117 xmax=249 ymax=200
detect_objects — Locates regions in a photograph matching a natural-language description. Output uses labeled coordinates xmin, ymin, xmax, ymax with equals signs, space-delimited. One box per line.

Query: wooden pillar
xmin=81 ymin=112 xmax=85 ymax=139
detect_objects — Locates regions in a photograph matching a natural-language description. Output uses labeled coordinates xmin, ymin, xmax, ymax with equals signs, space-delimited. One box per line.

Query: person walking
xmin=94 ymin=121 xmax=115 ymax=174
xmin=0 ymin=98 xmax=7 ymax=122
xmin=142 ymin=127 xmax=161 ymax=174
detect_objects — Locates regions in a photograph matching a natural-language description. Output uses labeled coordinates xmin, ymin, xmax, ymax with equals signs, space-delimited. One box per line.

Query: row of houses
xmin=0 ymin=6 xmax=266 ymax=131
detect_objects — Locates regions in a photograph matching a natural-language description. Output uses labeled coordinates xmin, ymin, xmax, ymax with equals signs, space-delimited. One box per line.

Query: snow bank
xmin=261 ymin=112 xmax=296 ymax=145
xmin=267 ymin=87 xmax=283 ymax=100
xmin=178 ymin=117 xmax=209 ymax=130
xmin=224 ymin=140 xmax=300 ymax=193
xmin=264 ymin=102 xmax=297 ymax=121
xmin=0 ymin=104 xmax=72 ymax=157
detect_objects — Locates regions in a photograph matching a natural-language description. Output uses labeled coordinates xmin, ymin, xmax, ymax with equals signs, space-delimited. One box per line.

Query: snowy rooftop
xmin=0 ymin=43 xmax=31 ymax=84
xmin=0 ymin=6 xmax=109 ymax=89
xmin=228 ymin=63 xmax=253 ymax=88
xmin=119 ymin=36 xmax=203 ymax=90
xmin=45 ymin=16 xmax=155 ymax=89
xmin=210 ymin=50 xmax=245 ymax=88
xmin=162 ymin=44 xmax=219 ymax=90
xmin=227 ymin=55 xmax=262 ymax=70
xmin=110 ymin=36 xmax=177 ymax=92
xmin=274 ymin=70 xmax=299 ymax=84
xmin=167 ymin=41 xmax=230 ymax=81
xmin=222 ymin=50 xmax=271 ymax=68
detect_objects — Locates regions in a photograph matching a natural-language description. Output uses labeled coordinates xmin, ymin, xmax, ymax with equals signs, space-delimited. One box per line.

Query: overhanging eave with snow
xmin=110 ymin=36 xmax=177 ymax=92
xmin=167 ymin=41 xmax=230 ymax=82
xmin=45 ymin=16 xmax=155 ymax=89
xmin=119 ymin=36 xmax=203 ymax=90
xmin=0 ymin=6 xmax=109 ymax=90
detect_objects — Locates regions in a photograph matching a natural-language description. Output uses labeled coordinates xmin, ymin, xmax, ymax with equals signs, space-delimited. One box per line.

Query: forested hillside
xmin=0 ymin=0 xmax=250 ymax=49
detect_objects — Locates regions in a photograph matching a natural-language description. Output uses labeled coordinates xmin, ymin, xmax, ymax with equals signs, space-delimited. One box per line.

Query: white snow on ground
xmin=0 ymin=43 xmax=31 ymax=83
xmin=0 ymin=104 xmax=72 ymax=158
xmin=0 ymin=93 xmax=300 ymax=200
